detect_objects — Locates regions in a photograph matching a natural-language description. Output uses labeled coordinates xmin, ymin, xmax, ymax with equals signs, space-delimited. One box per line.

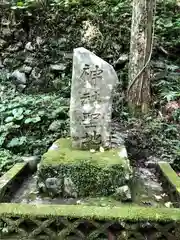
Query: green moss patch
xmin=42 ymin=138 xmax=129 ymax=167
xmin=37 ymin=138 xmax=132 ymax=198
xmin=158 ymin=162 xmax=180 ymax=193
xmin=0 ymin=203 xmax=180 ymax=222
xmin=0 ymin=163 xmax=27 ymax=200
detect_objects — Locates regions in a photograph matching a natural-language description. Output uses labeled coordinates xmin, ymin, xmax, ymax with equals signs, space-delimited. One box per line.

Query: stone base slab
xmin=37 ymin=138 xmax=132 ymax=199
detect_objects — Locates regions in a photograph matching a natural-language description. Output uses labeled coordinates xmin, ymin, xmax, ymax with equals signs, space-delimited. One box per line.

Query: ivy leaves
xmin=0 ymin=88 xmax=69 ymax=152
xmin=4 ymin=107 xmax=42 ymax=125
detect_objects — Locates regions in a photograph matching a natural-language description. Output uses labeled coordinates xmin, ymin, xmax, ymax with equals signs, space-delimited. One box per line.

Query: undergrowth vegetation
xmin=0 ymin=0 xmax=180 ymax=175
xmin=0 ymin=72 xmax=69 ymax=176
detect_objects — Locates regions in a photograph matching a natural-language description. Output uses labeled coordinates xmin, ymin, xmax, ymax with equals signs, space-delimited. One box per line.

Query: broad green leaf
xmin=15 ymin=115 xmax=24 ymax=121
xmin=24 ymin=116 xmax=41 ymax=124
xmin=5 ymin=116 xmax=14 ymax=123
xmin=7 ymin=136 xmax=26 ymax=148
xmin=12 ymin=108 xmax=24 ymax=117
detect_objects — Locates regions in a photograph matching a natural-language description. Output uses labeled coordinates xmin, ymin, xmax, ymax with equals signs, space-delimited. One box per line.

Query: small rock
xmin=64 ymin=52 xmax=73 ymax=59
xmin=48 ymin=120 xmax=63 ymax=132
xmin=139 ymin=168 xmax=153 ymax=178
xmin=58 ymin=38 xmax=67 ymax=43
xmin=100 ymin=203 xmax=107 ymax=207
xmin=45 ymin=177 xmax=62 ymax=196
xmin=64 ymin=177 xmax=77 ymax=198
xmin=16 ymin=84 xmax=26 ymax=92
xmin=46 ymin=177 xmax=58 ymax=188
xmin=58 ymin=38 xmax=67 ymax=47
xmin=0 ymin=39 xmax=6 ymax=50
xmin=90 ymin=149 xmax=95 ymax=153
xmin=24 ymin=57 xmax=34 ymax=66
xmin=1 ymin=18 xmax=10 ymax=26
xmin=11 ymin=69 xmax=27 ymax=85
xmin=31 ymin=67 xmax=41 ymax=80
xmin=145 ymin=156 xmax=159 ymax=166
xmin=21 ymin=65 xmax=32 ymax=74
xmin=36 ymin=36 xmax=43 ymax=46
xmin=140 ymin=222 xmax=152 ymax=228
xmin=2 ymin=28 xmax=11 ymax=38
xmin=3 ymin=58 xmax=13 ymax=67
xmin=50 ymin=63 xmax=66 ymax=71
xmin=37 ymin=182 xmax=46 ymax=192
xmin=52 ymin=78 xmax=61 ymax=89
xmin=114 ymin=185 xmax=131 ymax=201
xmin=25 ymin=42 xmax=34 ymax=51
xmin=144 ymin=180 xmax=163 ymax=192
xmin=99 ymin=146 xmax=104 ymax=152
xmin=118 ymin=146 xmax=128 ymax=158
xmin=154 ymin=195 xmax=162 ymax=201
xmin=21 ymin=199 xmax=28 ymax=204
xmin=165 ymin=202 xmax=172 ymax=208
xmin=114 ymin=54 xmax=128 ymax=65
xmin=21 ymin=155 xmax=40 ymax=171
xmin=7 ymin=42 xmax=22 ymax=52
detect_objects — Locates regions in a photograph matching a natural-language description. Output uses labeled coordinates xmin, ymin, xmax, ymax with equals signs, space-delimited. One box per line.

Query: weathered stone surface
xmin=37 ymin=138 xmax=132 ymax=198
xmin=114 ymin=185 xmax=131 ymax=201
xmin=0 ymin=39 xmax=7 ymax=50
xmin=50 ymin=63 xmax=66 ymax=71
xmin=7 ymin=42 xmax=22 ymax=52
xmin=70 ymin=47 xmax=118 ymax=150
xmin=16 ymin=84 xmax=26 ymax=92
xmin=21 ymin=155 xmax=40 ymax=171
xmin=20 ymin=65 xmax=32 ymax=74
xmin=64 ymin=177 xmax=77 ymax=198
xmin=11 ymin=69 xmax=27 ymax=85
xmin=25 ymin=42 xmax=34 ymax=52
xmin=24 ymin=57 xmax=35 ymax=66
xmin=48 ymin=120 xmax=63 ymax=132
xmin=45 ymin=177 xmax=62 ymax=196
xmin=31 ymin=67 xmax=41 ymax=80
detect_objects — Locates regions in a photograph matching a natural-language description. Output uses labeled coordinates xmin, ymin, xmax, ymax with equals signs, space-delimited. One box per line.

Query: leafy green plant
xmin=152 ymin=67 xmax=180 ymax=103
xmin=0 ymin=149 xmax=21 ymax=176
xmin=0 ymin=80 xmax=69 ymax=156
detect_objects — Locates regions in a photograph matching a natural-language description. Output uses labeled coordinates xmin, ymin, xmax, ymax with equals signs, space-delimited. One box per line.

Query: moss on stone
xmin=38 ymin=138 xmax=131 ymax=198
xmin=158 ymin=162 xmax=180 ymax=193
xmin=0 ymin=203 xmax=180 ymax=221
xmin=0 ymin=163 xmax=27 ymax=192
xmin=42 ymin=138 xmax=129 ymax=168
xmin=77 ymin=196 xmax=135 ymax=207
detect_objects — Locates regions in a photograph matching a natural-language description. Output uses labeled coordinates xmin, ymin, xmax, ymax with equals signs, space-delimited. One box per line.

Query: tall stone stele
xmin=70 ymin=47 xmax=118 ymax=150
xmin=37 ymin=48 xmax=132 ymax=200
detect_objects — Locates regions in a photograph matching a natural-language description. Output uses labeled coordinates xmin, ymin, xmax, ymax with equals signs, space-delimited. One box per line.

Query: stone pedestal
xmin=37 ymin=138 xmax=132 ymax=199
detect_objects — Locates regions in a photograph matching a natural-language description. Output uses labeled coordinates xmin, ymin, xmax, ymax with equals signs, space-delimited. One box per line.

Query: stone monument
xmin=70 ymin=47 xmax=118 ymax=150
xmin=37 ymin=48 xmax=132 ymax=200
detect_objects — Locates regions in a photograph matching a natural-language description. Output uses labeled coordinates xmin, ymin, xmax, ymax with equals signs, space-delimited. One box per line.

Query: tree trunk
xmin=127 ymin=0 xmax=156 ymax=115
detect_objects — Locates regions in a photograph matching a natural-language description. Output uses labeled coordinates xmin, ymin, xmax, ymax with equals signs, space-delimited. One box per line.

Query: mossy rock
xmin=37 ymin=138 xmax=132 ymax=198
